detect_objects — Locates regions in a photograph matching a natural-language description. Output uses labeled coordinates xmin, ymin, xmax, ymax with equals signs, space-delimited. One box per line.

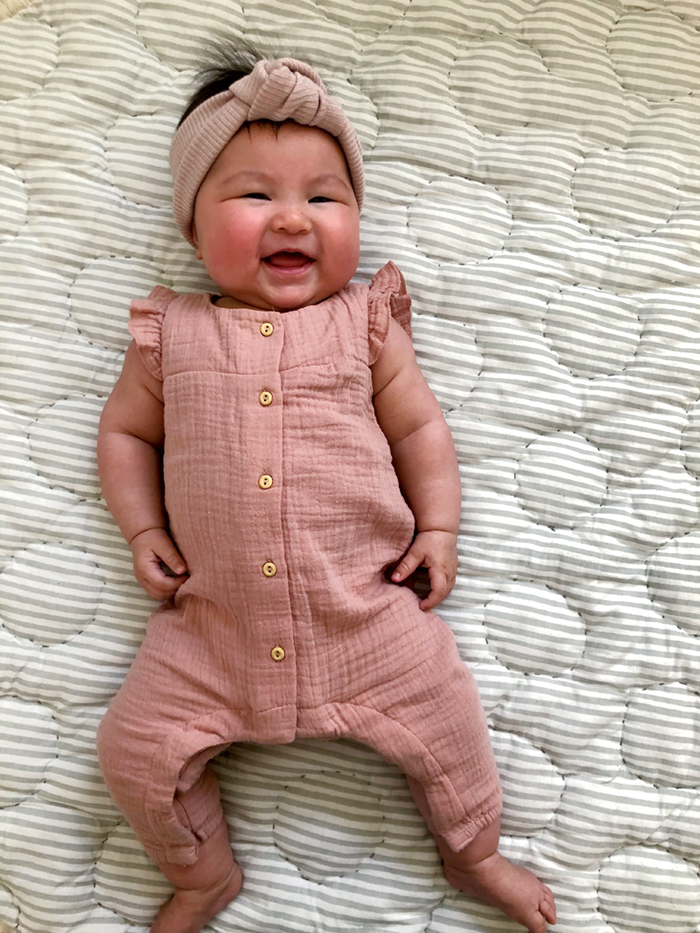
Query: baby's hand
xmin=130 ymin=528 xmax=188 ymax=600
xmin=391 ymin=529 xmax=458 ymax=611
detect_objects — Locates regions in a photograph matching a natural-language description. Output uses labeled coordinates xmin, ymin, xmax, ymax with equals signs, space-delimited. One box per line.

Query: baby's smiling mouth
xmin=263 ymin=250 xmax=314 ymax=269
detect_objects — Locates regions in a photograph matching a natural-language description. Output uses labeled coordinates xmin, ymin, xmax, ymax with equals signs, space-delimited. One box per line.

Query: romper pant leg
xmin=298 ymin=604 xmax=502 ymax=854
xmin=97 ymin=597 xmax=242 ymax=867
xmin=353 ymin=653 xmax=501 ymax=853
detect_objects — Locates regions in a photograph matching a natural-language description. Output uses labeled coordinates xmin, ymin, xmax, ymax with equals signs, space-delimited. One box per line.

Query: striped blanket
xmin=2 ymin=2 xmax=700 ymax=932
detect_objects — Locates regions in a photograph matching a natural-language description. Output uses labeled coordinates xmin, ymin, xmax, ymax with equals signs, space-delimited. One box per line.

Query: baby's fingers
xmin=418 ymin=567 xmax=449 ymax=611
xmin=138 ymin=562 xmax=187 ymax=600
xmin=391 ymin=545 xmax=424 ymax=584
xmin=134 ymin=549 xmax=187 ymax=601
xmin=150 ymin=532 xmax=187 ymax=577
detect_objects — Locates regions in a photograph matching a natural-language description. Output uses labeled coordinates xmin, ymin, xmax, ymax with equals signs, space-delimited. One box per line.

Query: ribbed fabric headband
xmin=170 ymin=57 xmax=365 ymax=245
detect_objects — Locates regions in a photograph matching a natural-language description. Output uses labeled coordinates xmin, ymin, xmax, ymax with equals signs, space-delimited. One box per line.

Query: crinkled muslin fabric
xmin=96 ymin=262 xmax=501 ymax=866
xmin=6 ymin=2 xmax=700 ymax=928
xmin=170 ymin=57 xmax=365 ymax=245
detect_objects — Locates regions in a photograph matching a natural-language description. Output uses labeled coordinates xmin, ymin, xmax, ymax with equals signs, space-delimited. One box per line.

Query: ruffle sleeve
xmin=127 ymin=285 xmax=177 ymax=381
xmin=367 ymin=261 xmax=412 ymax=365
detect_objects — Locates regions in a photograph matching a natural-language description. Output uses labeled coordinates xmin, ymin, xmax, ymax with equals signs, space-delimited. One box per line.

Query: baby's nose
xmin=271 ymin=204 xmax=312 ymax=234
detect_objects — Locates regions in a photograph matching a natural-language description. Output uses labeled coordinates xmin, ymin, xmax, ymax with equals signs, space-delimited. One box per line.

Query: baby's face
xmin=192 ymin=121 xmax=361 ymax=311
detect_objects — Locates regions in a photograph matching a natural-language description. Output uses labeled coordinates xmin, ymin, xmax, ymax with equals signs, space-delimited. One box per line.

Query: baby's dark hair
xmin=178 ymin=39 xmax=286 ymax=128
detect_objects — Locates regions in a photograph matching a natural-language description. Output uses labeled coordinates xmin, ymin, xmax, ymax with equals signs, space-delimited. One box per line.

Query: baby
xmin=96 ymin=56 xmax=557 ymax=933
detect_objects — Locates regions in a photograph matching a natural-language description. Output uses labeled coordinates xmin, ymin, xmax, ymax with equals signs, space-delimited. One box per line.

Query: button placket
xmin=255 ymin=315 xmax=289 ymax=677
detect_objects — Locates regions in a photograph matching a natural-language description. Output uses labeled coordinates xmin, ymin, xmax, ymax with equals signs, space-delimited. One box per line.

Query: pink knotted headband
xmin=170 ymin=58 xmax=365 ymax=245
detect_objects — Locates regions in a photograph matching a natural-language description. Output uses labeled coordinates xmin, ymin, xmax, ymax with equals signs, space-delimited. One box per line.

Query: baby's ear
xmin=191 ymin=223 xmax=203 ymax=260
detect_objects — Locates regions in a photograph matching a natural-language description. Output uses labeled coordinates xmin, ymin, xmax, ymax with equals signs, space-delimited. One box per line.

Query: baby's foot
xmin=150 ymin=861 xmax=243 ymax=933
xmin=443 ymin=851 xmax=556 ymax=933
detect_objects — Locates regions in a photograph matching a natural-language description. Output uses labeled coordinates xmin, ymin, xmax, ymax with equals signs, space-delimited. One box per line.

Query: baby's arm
xmin=97 ymin=342 xmax=188 ymax=600
xmin=372 ymin=318 xmax=461 ymax=610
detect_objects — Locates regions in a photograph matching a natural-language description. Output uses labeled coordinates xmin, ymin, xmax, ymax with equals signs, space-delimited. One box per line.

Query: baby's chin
xmin=213 ymin=283 xmax=351 ymax=312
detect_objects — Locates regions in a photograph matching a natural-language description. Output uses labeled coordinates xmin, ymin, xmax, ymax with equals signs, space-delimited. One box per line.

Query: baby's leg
xmin=437 ymin=817 xmax=557 ymax=933
xmin=150 ymin=817 xmax=243 ymax=933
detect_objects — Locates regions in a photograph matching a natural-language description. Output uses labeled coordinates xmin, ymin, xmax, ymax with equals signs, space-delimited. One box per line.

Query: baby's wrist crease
xmin=128 ymin=526 xmax=166 ymax=545
xmin=416 ymin=527 xmax=458 ymax=536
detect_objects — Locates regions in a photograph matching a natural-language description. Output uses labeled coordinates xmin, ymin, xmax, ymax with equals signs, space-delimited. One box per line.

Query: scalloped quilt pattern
xmin=2 ymin=1 xmax=700 ymax=932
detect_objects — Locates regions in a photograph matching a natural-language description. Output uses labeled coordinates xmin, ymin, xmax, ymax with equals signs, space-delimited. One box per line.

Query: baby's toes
xmin=527 ymin=910 xmax=548 ymax=933
xmin=540 ymin=887 xmax=557 ymax=925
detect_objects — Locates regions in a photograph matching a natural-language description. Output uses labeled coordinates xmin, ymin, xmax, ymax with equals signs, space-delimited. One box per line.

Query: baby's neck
xmin=212 ymin=295 xmax=271 ymax=310
xmin=211 ymin=292 xmax=335 ymax=312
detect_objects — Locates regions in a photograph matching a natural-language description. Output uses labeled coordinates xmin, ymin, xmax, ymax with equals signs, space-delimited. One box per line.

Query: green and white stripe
xmin=2 ymin=0 xmax=700 ymax=931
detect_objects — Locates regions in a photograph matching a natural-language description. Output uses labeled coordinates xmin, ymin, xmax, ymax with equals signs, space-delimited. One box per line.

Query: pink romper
xmin=97 ymin=262 xmax=501 ymax=866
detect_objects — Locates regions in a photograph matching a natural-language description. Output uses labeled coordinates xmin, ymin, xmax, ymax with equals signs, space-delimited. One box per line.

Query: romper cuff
xmin=128 ymin=285 xmax=177 ymax=381
xmin=367 ymin=261 xmax=412 ymax=365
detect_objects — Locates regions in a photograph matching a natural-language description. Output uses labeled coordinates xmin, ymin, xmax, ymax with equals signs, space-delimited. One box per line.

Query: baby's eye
xmin=243 ymin=192 xmax=270 ymax=200
xmin=309 ymin=196 xmax=333 ymax=203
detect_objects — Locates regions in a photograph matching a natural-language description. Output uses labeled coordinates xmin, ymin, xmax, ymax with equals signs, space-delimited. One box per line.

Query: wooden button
xmin=262 ymin=561 xmax=277 ymax=577
xmin=258 ymin=474 xmax=273 ymax=489
xmin=260 ymin=322 xmax=274 ymax=337
xmin=259 ymin=390 xmax=273 ymax=406
xmin=270 ymin=646 xmax=285 ymax=662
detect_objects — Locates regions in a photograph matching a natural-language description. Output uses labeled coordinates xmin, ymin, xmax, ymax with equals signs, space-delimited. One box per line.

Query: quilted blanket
xmin=2 ymin=1 xmax=700 ymax=931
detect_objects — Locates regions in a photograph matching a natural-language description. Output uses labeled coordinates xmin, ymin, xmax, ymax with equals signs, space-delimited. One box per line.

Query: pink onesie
xmin=97 ymin=262 xmax=501 ymax=866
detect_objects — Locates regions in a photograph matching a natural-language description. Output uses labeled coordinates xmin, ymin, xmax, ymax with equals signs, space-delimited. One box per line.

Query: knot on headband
xmin=170 ymin=58 xmax=364 ymax=245
xmin=244 ymin=59 xmax=324 ymax=122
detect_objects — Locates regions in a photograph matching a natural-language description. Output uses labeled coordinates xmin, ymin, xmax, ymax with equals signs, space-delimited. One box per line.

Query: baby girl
xmin=96 ymin=55 xmax=557 ymax=933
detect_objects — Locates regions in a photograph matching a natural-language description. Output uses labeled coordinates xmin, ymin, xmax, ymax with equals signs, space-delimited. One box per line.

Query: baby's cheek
xmin=323 ymin=235 xmax=360 ymax=293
